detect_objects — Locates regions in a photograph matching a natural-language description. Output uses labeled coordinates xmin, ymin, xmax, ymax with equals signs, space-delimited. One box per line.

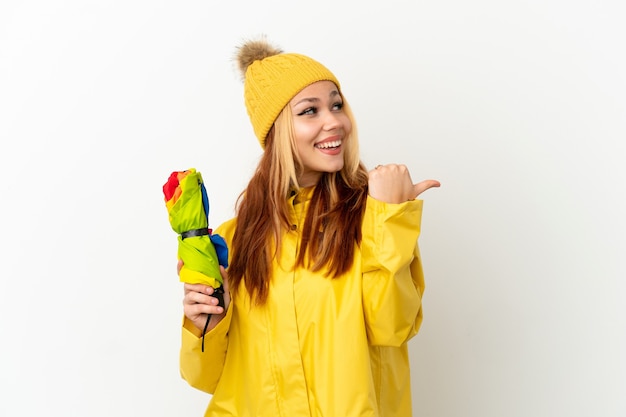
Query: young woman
xmin=179 ymin=37 xmax=440 ymax=416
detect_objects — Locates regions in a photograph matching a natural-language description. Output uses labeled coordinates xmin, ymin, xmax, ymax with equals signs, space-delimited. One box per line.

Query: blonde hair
xmin=229 ymin=92 xmax=369 ymax=304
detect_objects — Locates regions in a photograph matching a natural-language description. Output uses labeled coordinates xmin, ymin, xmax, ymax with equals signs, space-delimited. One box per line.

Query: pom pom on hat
xmin=236 ymin=37 xmax=283 ymax=80
xmin=235 ymin=36 xmax=340 ymax=148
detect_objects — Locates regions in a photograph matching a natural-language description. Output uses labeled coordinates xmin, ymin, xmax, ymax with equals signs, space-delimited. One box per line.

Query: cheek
xmin=293 ymin=122 xmax=316 ymax=144
xmin=336 ymin=113 xmax=351 ymax=133
xmin=343 ymin=117 xmax=352 ymax=135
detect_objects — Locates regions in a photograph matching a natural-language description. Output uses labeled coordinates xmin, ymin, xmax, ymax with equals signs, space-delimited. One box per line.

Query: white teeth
xmin=315 ymin=140 xmax=342 ymax=149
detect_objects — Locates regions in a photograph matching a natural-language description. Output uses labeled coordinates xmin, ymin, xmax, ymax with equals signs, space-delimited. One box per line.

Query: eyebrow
xmin=293 ymin=90 xmax=341 ymax=107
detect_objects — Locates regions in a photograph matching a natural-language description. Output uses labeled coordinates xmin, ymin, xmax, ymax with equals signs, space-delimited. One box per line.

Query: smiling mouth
xmin=315 ymin=139 xmax=342 ymax=149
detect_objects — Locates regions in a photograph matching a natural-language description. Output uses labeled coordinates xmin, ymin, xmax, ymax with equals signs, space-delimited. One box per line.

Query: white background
xmin=1 ymin=1 xmax=624 ymax=416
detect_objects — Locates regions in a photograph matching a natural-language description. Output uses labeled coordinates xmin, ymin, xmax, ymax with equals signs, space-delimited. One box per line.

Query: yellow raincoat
xmin=180 ymin=187 xmax=426 ymax=416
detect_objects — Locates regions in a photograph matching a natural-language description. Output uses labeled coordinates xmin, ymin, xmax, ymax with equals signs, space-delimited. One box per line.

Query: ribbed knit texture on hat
xmin=244 ymin=53 xmax=340 ymax=148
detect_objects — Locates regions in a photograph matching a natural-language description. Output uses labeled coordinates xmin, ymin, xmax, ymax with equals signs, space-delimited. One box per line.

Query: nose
xmin=323 ymin=110 xmax=342 ymax=131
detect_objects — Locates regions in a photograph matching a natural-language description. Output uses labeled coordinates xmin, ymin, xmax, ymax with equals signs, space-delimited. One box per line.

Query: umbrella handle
xmin=201 ymin=287 xmax=225 ymax=352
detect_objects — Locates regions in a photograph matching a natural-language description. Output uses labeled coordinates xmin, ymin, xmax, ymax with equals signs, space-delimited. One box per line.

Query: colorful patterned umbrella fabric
xmin=163 ymin=168 xmax=228 ymax=289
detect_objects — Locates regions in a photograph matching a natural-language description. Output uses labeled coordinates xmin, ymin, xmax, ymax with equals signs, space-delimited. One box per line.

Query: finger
xmin=177 ymin=259 xmax=184 ymax=274
xmin=184 ymin=300 xmax=223 ymax=319
xmin=220 ymin=266 xmax=230 ymax=291
xmin=184 ymin=290 xmax=223 ymax=309
xmin=183 ymin=282 xmax=215 ymax=296
xmin=368 ymin=163 xmax=390 ymax=174
xmin=412 ymin=180 xmax=441 ymax=198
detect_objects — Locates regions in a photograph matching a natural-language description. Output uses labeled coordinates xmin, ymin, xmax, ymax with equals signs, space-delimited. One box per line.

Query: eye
xmin=297 ymin=107 xmax=317 ymax=116
xmin=332 ymin=102 xmax=344 ymax=111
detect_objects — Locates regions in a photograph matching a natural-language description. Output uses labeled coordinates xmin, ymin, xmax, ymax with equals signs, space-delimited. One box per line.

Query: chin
xmin=326 ymin=164 xmax=344 ymax=174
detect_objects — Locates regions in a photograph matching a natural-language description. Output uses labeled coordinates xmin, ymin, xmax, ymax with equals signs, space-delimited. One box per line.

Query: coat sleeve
xmin=179 ymin=218 xmax=237 ymax=394
xmin=360 ymin=196 xmax=425 ymax=347
xmin=179 ymin=305 xmax=233 ymax=394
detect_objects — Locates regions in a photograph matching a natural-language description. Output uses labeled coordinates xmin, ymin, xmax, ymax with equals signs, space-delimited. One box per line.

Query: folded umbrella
xmin=163 ymin=168 xmax=228 ymax=351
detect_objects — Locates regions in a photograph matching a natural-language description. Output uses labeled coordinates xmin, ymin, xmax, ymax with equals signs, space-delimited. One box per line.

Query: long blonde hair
xmin=228 ymin=96 xmax=369 ymax=304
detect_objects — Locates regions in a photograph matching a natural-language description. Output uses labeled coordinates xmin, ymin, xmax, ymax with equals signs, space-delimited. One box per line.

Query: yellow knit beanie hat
xmin=235 ymin=37 xmax=340 ymax=148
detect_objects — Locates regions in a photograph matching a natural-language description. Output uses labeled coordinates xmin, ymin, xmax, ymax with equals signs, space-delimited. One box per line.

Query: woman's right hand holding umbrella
xmin=180 ymin=261 xmax=231 ymax=334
